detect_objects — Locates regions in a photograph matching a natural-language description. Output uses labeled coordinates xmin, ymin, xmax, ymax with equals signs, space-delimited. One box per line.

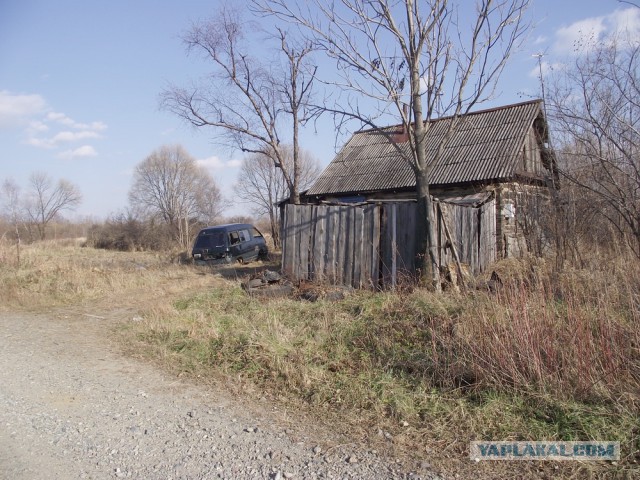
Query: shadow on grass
xmin=195 ymin=252 xmax=282 ymax=281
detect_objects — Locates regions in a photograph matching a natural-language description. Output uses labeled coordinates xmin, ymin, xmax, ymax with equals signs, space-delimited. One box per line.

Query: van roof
xmin=199 ymin=223 xmax=254 ymax=233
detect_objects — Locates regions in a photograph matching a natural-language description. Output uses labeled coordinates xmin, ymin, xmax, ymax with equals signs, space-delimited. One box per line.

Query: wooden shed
xmin=282 ymin=100 xmax=557 ymax=288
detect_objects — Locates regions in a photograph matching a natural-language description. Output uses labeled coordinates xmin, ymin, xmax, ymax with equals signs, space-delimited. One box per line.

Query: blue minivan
xmin=192 ymin=223 xmax=268 ymax=264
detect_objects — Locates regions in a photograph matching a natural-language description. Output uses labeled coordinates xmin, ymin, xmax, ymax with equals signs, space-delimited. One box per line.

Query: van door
xmin=235 ymin=229 xmax=252 ymax=261
xmin=228 ymin=231 xmax=242 ymax=258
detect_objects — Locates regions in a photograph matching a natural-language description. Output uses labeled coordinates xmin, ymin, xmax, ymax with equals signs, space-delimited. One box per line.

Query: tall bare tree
xmin=548 ymin=36 xmax=640 ymax=257
xmin=161 ymin=7 xmax=317 ymax=205
xmin=256 ymin=0 xmax=530 ymax=287
xmin=129 ymin=145 xmax=223 ymax=249
xmin=1 ymin=179 xmax=23 ymax=264
xmin=24 ymin=172 xmax=81 ymax=241
xmin=235 ymin=146 xmax=321 ymax=247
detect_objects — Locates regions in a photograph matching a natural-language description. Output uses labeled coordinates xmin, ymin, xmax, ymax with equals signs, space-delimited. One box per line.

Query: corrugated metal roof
xmin=308 ymin=100 xmax=544 ymax=196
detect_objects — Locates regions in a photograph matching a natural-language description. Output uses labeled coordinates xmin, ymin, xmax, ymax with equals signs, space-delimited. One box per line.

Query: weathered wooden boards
xmin=282 ymin=199 xmax=497 ymax=289
xmin=282 ymin=204 xmax=381 ymax=288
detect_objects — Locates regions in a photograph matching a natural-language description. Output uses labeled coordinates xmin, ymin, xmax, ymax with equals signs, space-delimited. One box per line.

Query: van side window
xmin=239 ymin=229 xmax=250 ymax=242
xmin=229 ymin=231 xmax=240 ymax=245
xmin=251 ymin=228 xmax=263 ymax=238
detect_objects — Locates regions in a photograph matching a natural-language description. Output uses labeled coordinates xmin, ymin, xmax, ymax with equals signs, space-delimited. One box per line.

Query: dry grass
xmin=2 ymin=239 xmax=638 ymax=478
xmin=0 ymin=239 xmax=213 ymax=311
xmin=124 ymin=259 xmax=639 ymax=478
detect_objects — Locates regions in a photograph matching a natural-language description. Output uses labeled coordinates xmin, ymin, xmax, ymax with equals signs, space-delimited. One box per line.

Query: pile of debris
xmin=240 ymin=270 xmax=294 ymax=298
xmin=241 ymin=270 xmax=353 ymax=301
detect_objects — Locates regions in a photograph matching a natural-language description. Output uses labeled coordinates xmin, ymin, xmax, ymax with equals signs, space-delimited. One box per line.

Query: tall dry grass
xmin=419 ymin=257 xmax=640 ymax=408
xmin=0 ymin=239 xmax=210 ymax=310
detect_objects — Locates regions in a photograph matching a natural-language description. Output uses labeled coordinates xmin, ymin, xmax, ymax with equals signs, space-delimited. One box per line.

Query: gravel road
xmin=0 ymin=310 xmax=440 ymax=480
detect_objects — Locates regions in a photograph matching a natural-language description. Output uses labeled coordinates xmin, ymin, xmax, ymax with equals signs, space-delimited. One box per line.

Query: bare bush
xmin=88 ymin=212 xmax=174 ymax=252
xmin=548 ymin=36 xmax=640 ymax=258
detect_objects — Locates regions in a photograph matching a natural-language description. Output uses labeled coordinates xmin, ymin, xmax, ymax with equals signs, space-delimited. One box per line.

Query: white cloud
xmin=56 ymin=145 xmax=98 ymax=160
xmin=47 ymin=111 xmax=75 ymax=125
xmin=26 ymin=137 xmax=55 ymax=149
xmin=554 ymin=17 xmax=606 ymax=54
xmin=528 ymin=60 xmax=565 ymax=79
xmin=197 ymin=156 xmax=225 ymax=169
xmin=82 ymin=121 xmax=107 ymax=131
xmin=28 ymin=129 xmax=102 ymax=149
xmin=46 ymin=112 xmax=107 ymax=131
xmin=1 ymin=92 xmax=106 ymax=157
xmin=0 ymin=91 xmax=47 ymax=128
xmin=51 ymin=130 xmax=101 ymax=143
xmin=197 ymin=156 xmax=242 ymax=170
xmin=553 ymin=7 xmax=640 ymax=55
xmin=27 ymin=120 xmax=49 ymax=134
xmin=533 ymin=35 xmax=548 ymax=45
xmin=609 ymin=7 xmax=640 ymax=38
xmin=26 ymin=110 xmax=107 ymax=151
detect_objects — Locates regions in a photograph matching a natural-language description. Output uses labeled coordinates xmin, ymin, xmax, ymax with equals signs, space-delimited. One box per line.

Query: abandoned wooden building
xmin=282 ymin=99 xmax=558 ymax=288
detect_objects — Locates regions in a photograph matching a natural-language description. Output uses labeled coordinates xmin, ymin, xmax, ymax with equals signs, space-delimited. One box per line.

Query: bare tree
xmin=129 ymin=145 xmax=223 ymax=249
xmin=161 ymin=7 xmax=317 ymax=205
xmin=1 ymin=179 xmax=23 ymax=263
xmin=256 ymin=0 xmax=530 ymax=287
xmin=235 ymin=146 xmax=321 ymax=247
xmin=24 ymin=172 xmax=81 ymax=241
xmin=548 ymin=36 xmax=640 ymax=257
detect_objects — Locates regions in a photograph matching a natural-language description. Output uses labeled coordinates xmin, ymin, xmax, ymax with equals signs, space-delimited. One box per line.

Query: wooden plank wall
xmin=282 ymin=199 xmax=497 ymax=289
xmin=443 ymin=202 xmax=479 ymax=268
xmin=282 ymin=204 xmax=381 ymax=288
xmin=479 ymin=198 xmax=497 ymax=272
xmin=380 ymin=203 xmax=419 ymax=285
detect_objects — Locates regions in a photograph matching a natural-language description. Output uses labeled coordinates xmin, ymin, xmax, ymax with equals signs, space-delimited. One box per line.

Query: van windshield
xmin=194 ymin=231 xmax=226 ymax=249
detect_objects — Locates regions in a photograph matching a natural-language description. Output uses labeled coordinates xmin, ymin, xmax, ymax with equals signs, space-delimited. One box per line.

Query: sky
xmin=1 ymin=0 xmax=639 ymax=221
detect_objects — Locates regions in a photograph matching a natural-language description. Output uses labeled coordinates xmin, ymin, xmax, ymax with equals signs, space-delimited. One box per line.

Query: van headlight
xmin=193 ymin=253 xmax=202 ymax=259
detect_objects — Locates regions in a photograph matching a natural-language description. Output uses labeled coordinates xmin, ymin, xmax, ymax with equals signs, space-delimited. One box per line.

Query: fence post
xmin=391 ymin=203 xmax=397 ymax=290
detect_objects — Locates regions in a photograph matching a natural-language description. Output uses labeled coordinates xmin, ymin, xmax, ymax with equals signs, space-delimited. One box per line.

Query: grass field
xmin=2 ymin=240 xmax=638 ymax=479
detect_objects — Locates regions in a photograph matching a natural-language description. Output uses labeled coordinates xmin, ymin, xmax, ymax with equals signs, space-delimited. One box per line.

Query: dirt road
xmin=0 ymin=309 xmax=437 ymax=480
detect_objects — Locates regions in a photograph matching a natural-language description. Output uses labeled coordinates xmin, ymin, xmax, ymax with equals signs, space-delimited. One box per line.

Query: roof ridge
xmin=355 ymin=99 xmax=543 ymax=134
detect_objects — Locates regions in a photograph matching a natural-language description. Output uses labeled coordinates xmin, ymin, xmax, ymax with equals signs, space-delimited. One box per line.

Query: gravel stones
xmin=0 ymin=311 xmax=441 ymax=479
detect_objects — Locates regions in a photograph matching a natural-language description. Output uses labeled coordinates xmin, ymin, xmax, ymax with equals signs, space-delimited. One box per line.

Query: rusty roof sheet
xmin=308 ymin=100 xmax=543 ymax=196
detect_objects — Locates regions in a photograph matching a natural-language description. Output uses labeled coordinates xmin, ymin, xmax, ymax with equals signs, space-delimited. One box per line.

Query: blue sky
xmin=1 ymin=0 xmax=639 ymax=221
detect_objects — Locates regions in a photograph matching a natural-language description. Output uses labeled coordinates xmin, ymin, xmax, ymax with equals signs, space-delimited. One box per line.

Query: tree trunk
xmin=415 ymin=174 xmax=440 ymax=290
xmin=291 ymin=102 xmax=301 ymax=205
xmin=411 ymin=60 xmax=440 ymax=290
xmin=269 ymin=208 xmax=280 ymax=249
